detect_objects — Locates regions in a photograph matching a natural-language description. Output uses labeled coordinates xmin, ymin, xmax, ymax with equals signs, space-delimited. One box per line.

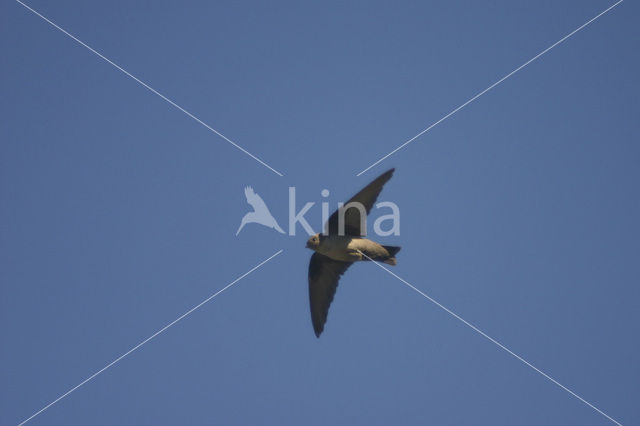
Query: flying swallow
xmin=306 ymin=168 xmax=400 ymax=337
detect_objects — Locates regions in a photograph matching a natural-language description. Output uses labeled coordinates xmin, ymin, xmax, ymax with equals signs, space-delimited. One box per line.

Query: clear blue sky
xmin=2 ymin=1 xmax=638 ymax=425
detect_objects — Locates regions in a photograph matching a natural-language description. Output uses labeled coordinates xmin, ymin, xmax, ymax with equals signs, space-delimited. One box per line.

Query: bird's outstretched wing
xmin=308 ymin=252 xmax=352 ymax=337
xmin=244 ymin=186 xmax=270 ymax=212
xmin=325 ymin=168 xmax=394 ymax=236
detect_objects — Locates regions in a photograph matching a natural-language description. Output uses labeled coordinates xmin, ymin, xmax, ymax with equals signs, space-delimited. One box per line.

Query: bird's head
xmin=306 ymin=233 xmax=321 ymax=250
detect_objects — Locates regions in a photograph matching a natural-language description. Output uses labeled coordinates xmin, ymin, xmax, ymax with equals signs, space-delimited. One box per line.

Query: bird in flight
xmin=236 ymin=186 xmax=285 ymax=235
xmin=306 ymin=168 xmax=400 ymax=337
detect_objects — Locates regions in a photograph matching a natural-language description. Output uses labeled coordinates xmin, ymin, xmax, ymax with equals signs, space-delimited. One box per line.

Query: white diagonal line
xmin=357 ymin=250 xmax=622 ymax=425
xmin=356 ymin=0 xmax=623 ymax=176
xmin=15 ymin=0 xmax=284 ymax=177
xmin=18 ymin=249 xmax=284 ymax=426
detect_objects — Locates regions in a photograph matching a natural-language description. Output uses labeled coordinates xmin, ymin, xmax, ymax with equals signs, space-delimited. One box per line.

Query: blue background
xmin=1 ymin=1 xmax=638 ymax=425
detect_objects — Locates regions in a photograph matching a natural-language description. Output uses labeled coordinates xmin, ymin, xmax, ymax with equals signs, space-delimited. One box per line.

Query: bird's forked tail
xmin=382 ymin=245 xmax=401 ymax=266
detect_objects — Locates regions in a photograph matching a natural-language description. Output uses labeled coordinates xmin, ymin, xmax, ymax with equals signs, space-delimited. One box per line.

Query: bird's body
xmin=308 ymin=234 xmax=399 ymax=265
xmin=306 ymin=168 xmax=401 ymax=337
